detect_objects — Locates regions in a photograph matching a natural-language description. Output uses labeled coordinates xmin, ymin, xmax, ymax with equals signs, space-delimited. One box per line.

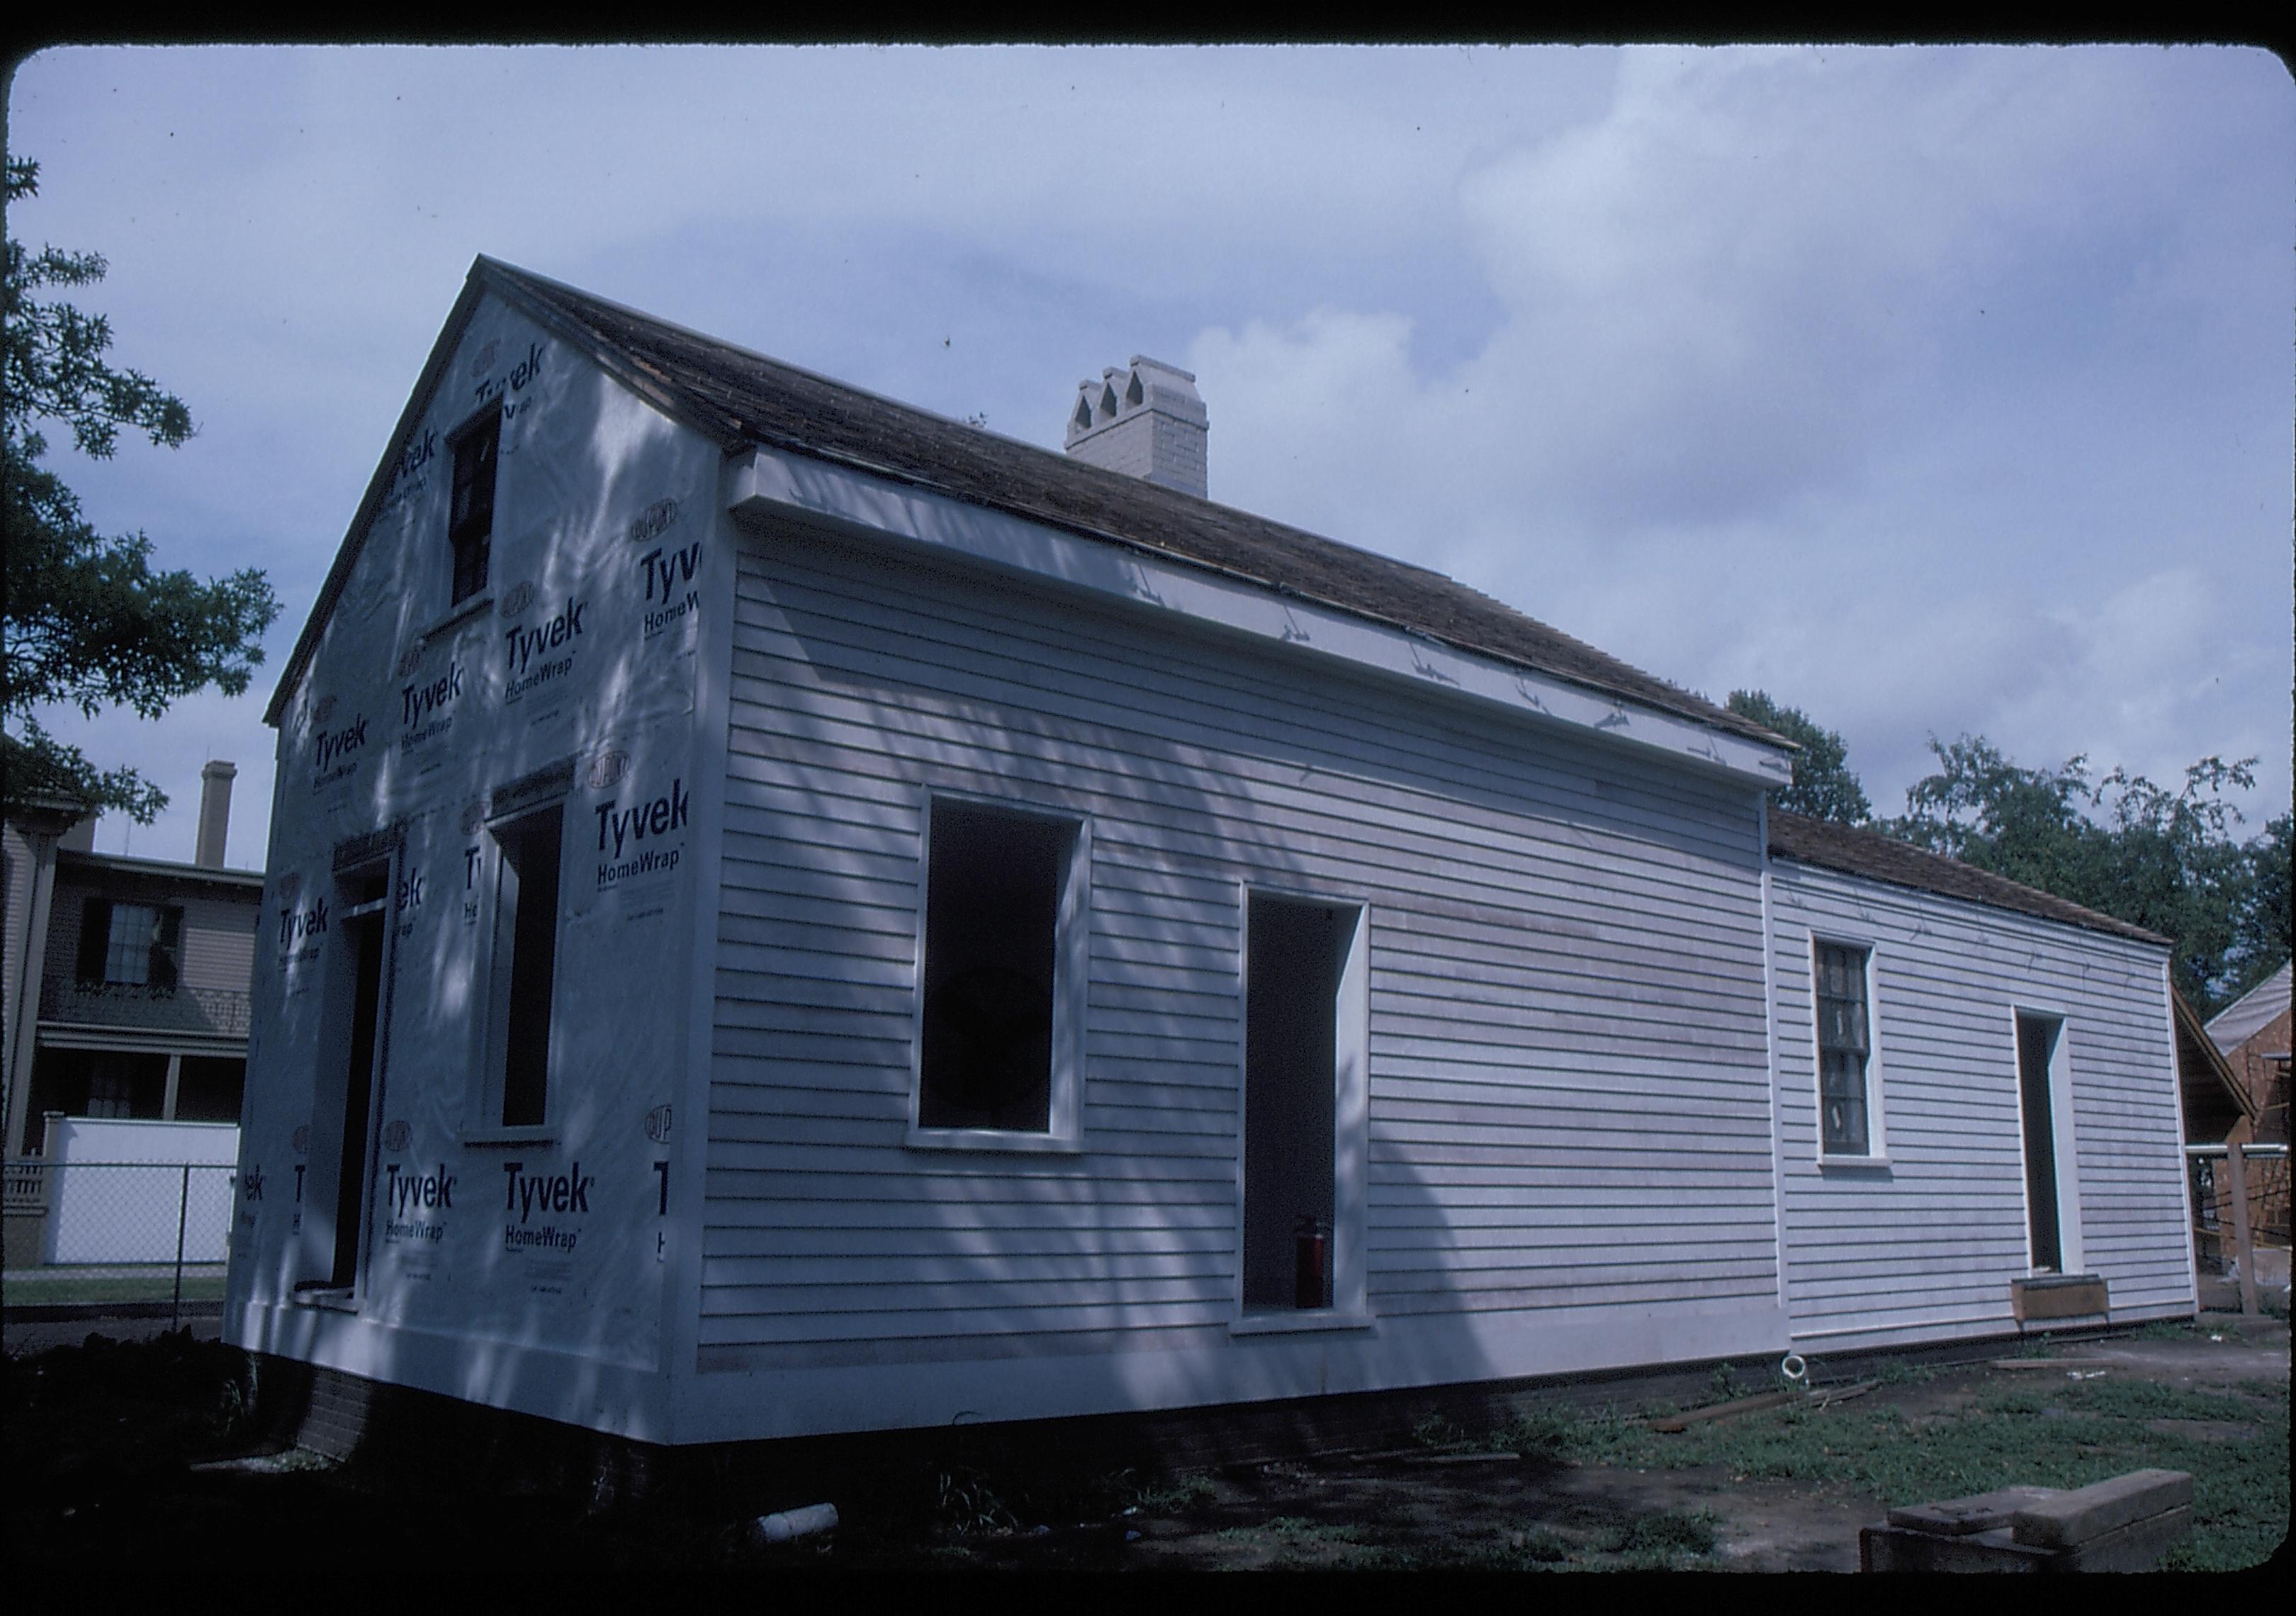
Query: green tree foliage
xmin=3 ymin=155 xmax=278 ymax=824
xmin=1726 ymin=688 xmax=1872 ymax=824
xmin=1884 ymin=735 xmax=2284 ymax=1015
xmin=2226 ymin=812 xmax=2290 ymax=1001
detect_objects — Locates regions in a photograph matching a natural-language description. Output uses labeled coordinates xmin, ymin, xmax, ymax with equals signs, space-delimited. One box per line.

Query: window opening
xmin=1244 ymin=894 xmax=1349 ymax=1311
xmin=2016 ymin=1012 xmax=2064 ymax=1272
xmin=488 ymin=805 xmax=563 ymax=1128
xmin=1814 ymin=941 xmax=1872 ymax=1155
xmin=448 ymin=405 xmax=501 ymax=605
xmin=918 ymin=803 xmax=1072 ymax=1133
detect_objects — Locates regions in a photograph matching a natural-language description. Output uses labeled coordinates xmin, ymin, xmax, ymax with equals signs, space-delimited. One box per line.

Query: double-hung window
xmin=77 ymin=900 xmax=184 ymax=989
xmin=1814 ymin=941 xmax=1874 ymax=1157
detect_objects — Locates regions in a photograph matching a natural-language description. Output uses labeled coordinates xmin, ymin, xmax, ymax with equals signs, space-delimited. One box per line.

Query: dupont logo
xmin=500 ymin=580 xmax=536 ymax=618
xmin=629 ymin=496 xmax=680 ymax=546
xmin=381 ymin=1120 xmax=411 ymax=1152
xmin=396 ymin=639 xmax=428 ymax=680
xmin=312 ymin=693 xmax=338 ymax=728
xmin=588 ymin=749 xmax=630 ymax=791
xmin=645 ymin=1104 xmax=673 ymax=1143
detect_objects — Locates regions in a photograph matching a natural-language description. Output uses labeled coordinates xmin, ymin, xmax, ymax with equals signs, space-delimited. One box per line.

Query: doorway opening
xmin=300 ymin=863 xmax=392 ymax=1292
xmin=1243 ymin=893 xmax=1360 ymax=1311
xmin=2016 ymin=1011 xmax=2065 ymax=1274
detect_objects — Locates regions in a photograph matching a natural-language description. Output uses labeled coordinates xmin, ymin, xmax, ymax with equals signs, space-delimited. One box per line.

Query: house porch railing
xmin=36 ymin=978 xmax=253 ymax=1041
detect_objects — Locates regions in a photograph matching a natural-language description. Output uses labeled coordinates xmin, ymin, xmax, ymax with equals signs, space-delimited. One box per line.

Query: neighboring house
xmin=2 ymin=765 xmax=259 ymax=1265
xmin=4 ymin=763 xmax=258 ymax=1156
xmin=226 ymin=258 xmax=2199 ymax=1449
xmin=2205 ymin=963 xmax=2292 ymax=1257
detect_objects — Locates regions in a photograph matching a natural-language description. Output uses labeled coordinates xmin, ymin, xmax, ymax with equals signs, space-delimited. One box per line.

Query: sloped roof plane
xmin=1767 ymin=809 xmax=2171 ymax=947
xmin=2206 ymin=962 xmax=2292 ymax=1055
xmin=268 ymin=255 xmax=1789 ymax=764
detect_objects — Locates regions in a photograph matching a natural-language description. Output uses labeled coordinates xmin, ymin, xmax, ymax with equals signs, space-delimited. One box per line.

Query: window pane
xmin=1822 ymin=1091 xmax=1867 ymax=1155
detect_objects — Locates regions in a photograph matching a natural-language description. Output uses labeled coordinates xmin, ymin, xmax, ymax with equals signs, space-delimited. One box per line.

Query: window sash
xmin=449 ymin=409 xmax=500 ymax=605
xmin=1814 ymin=943 xmax=1873 ymax=1155
xmin=89 ymin=902 xmax=182 ymax=988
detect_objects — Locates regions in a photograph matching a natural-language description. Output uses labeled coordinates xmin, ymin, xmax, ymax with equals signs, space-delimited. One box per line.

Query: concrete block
xmin=2011 ymin=1469 xmax=2193 ymax=1549
xmin=1888 ymin=1484 xmax=2060 ymax=1536
xmin=1864 ymin=1506 xmax=2192 ymax=1573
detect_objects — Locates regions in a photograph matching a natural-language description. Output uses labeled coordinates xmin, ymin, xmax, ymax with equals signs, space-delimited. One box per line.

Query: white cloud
xmin=8 ymin=44 xmax=2289 ymax=870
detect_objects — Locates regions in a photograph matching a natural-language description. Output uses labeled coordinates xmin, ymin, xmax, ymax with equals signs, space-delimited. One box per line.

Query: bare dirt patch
xmin=8 ymin=1314 xmax=2287 ymax=1576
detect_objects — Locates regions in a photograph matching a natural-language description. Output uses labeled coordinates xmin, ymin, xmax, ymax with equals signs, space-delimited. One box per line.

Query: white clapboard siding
xmin=704 ymin=527 xmax=1776 ymax=1371
xmin=1770 ymin=856 xmax=2189 ymax=1349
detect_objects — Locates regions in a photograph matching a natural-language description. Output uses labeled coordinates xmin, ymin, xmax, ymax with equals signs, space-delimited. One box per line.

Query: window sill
xmin=461 ymin=1126 xmax=557 ymax=1150
xmin=1818 ymin=1153 xmax=1891 ymax=1172
xmin=416 ymin=591 xmax=494 ymax=642
xmin=1230 ymin=1309 xmax=1376 ymax=1337
xmin=904 ymin=1127 xmax=1082 ymax=1155
xmin=290 ymin=1284 xmax=359 ymax=1313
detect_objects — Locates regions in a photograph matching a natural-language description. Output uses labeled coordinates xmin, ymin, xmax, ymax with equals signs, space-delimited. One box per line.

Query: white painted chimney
xmin=196 ymin=760 xmax=235 ymax=868
xmin=1063 ymin=356 xmax=1208 ymax=498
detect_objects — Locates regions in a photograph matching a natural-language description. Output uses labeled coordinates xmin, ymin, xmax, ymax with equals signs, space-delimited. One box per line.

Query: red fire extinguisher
xmin=1294 ymin=1215 xmax=1329 ymax=1310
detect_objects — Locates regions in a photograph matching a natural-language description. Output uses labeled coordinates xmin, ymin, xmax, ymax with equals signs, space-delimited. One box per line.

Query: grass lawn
xmin=1493 ymin=1366 xmax=2290 ymax=1571
xmin=2 ymin=1268 xmax=227 ymax=1308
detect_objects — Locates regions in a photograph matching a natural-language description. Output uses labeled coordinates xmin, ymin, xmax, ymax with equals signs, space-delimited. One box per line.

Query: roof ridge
xmin=471 ymin=258 xmax=1784 ymax=750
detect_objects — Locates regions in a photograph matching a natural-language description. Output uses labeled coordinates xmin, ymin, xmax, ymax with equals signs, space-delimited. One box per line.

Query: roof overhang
xmin=728 ymin=444 xmax=1794 ymax=791
xmin=2175 ymin=988 xmax=2254 ymax=1140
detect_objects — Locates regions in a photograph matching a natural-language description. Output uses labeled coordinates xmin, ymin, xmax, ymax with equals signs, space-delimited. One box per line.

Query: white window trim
xmin=2009 ymin=1003 xmax=2084 ymax=1276
xmin=1811 ymin=931 xmax=1891 ymax=1169
xmin=905 ymin=790 xmax=1088 ymax=1154
xmin=1231 ymin=882 xmax=1372 ymax=1330
xmin=461 ymin=768 xmax=575 ymax=1143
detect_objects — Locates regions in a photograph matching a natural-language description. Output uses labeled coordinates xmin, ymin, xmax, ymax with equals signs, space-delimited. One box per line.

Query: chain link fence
xmin=4 ymin=1159 xmax=237 ymax=1329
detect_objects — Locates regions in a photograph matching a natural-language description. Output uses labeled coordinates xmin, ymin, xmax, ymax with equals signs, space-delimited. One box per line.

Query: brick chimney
xmin=1063 ymin=357 xmax=1208 ymax=498
xmin=196 ymin=761 xmax=236 ymax=868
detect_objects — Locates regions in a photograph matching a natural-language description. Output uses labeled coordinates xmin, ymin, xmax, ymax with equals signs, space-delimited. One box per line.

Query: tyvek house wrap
xmin=230 ymin=299 xmax=725 ymax=1382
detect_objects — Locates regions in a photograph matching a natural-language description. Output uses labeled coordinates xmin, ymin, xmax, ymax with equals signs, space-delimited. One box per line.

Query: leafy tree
xmin=2225 ymin=811 xmax=2291 ymax=1001
xmin=3 ymin=155 xmax=278 ymax=824
xmin=1727 ymin=688 xmax=1872 ymax=824
xmin=1884 ymin=734 xmax=2275 ymax=1015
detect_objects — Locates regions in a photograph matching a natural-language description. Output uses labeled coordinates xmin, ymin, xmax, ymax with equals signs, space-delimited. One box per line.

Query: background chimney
xmin=196 ymin=761 xmax=236 ymax=868
xmin=1063 ymin=356 xmax=1208 ymax=498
